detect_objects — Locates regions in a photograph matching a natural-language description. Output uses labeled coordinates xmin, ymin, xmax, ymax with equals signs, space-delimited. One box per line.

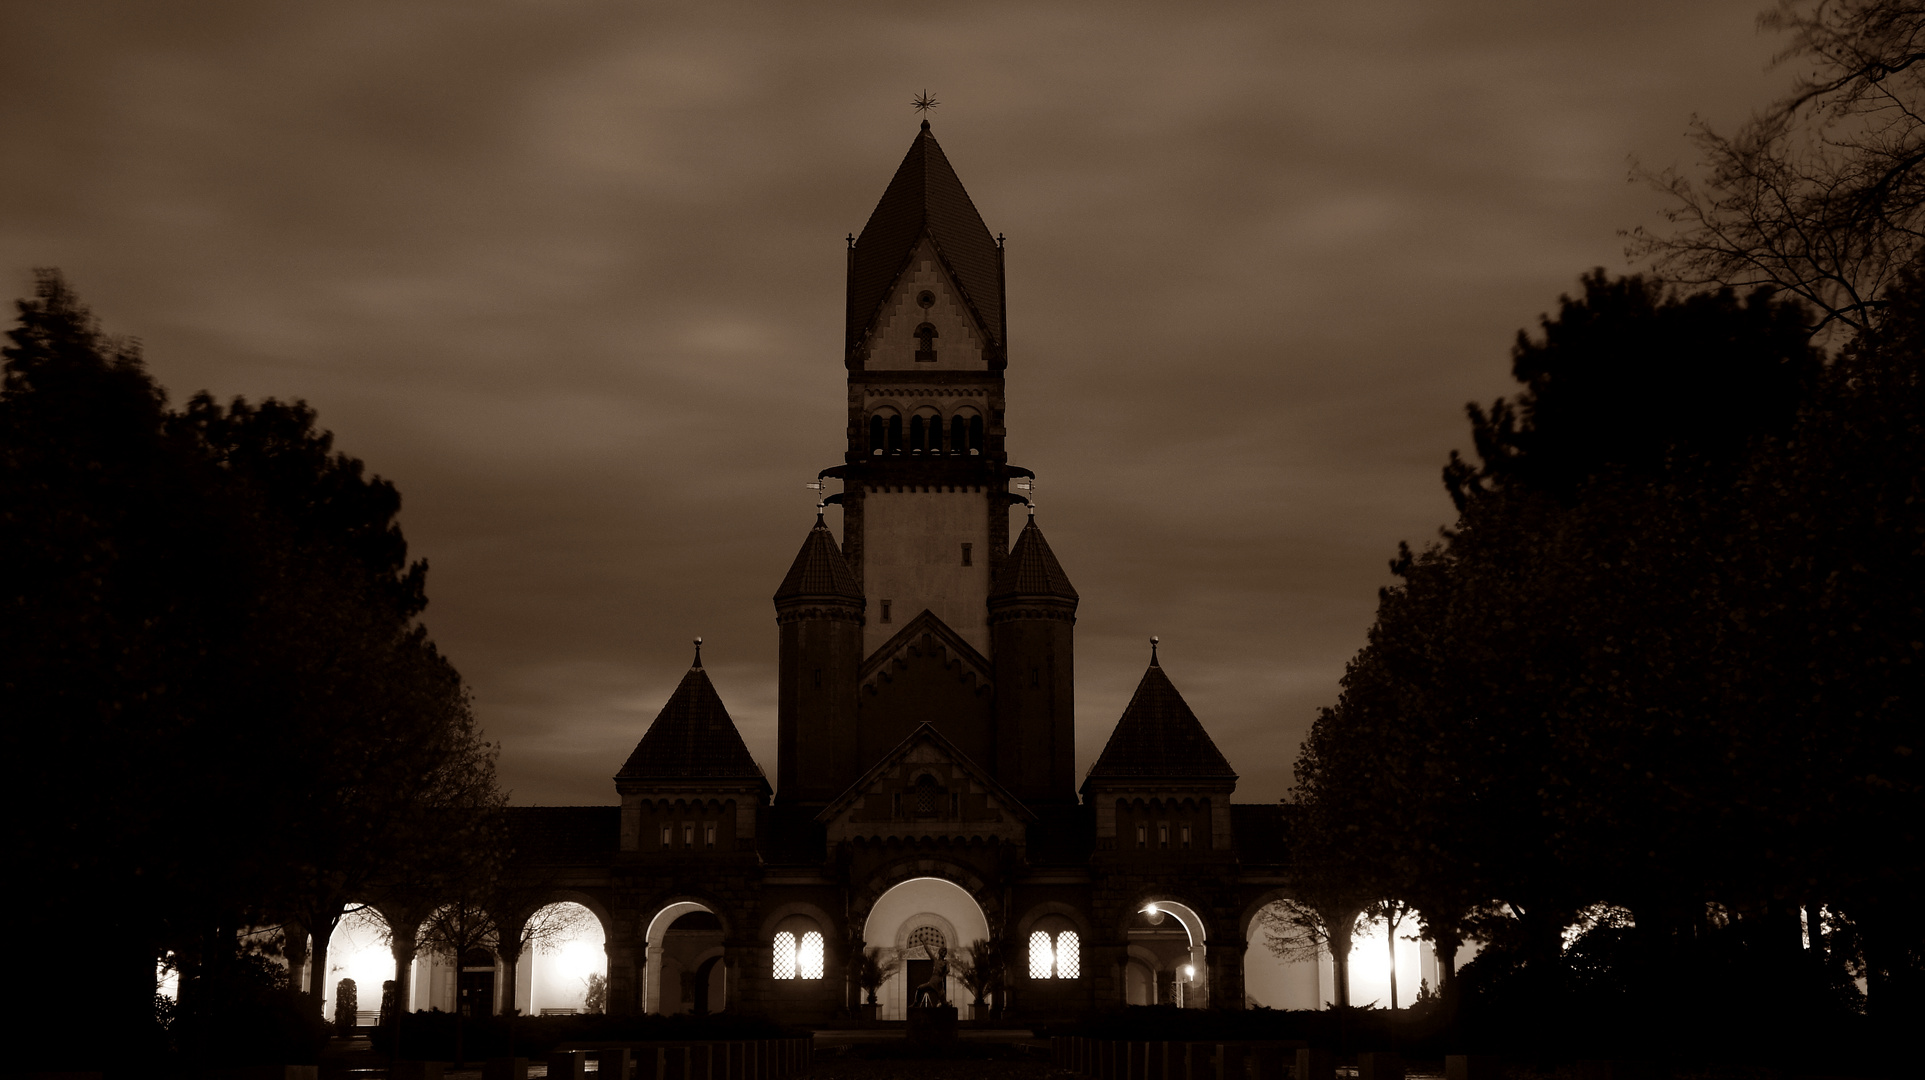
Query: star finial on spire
xmin=912 ymin=90 xmax=938 ymax=128
xmin=693 ymin=636 xmax=703 ymax=669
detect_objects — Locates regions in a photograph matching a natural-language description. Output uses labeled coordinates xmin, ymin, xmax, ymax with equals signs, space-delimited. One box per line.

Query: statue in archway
xmin=912 ymin=946 xmax=949 ymax=1007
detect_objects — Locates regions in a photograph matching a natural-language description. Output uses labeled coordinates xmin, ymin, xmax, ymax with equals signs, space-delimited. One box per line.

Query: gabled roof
xmin=859 ymin=608 xmax=994 ymax=693
xmin=815 ymin=721 xmax=1035 ymax=825
xmin=991 ymin=518 xmax=1078 ymax=602
xmin=848 ymin=121 xmax=1002 ymax=352
xmin=774 ymin=514 xmax=863 ymax=605
xmin=616 ymin=662 xmax=768 ymax=783
xmin=1083 ymin=657 xmax=1237 ymax=789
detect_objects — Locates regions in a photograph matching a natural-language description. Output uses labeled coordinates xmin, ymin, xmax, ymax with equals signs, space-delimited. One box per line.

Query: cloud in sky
xmin=0 ymin=0 xmax=1790 ymax=804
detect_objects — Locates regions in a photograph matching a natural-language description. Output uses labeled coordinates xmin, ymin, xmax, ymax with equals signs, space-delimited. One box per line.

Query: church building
xmin=484 ymin=121 xmax=1304 ymax=1022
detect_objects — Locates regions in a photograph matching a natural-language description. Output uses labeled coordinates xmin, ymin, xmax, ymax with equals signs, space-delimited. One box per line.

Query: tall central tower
xmin=836 ymin=117 xmax=1014 ymax=653
xmin=775 ymin=121 xmax=1077 ymax=809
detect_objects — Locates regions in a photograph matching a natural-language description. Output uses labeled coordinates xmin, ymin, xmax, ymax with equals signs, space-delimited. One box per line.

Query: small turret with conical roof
xmin=1082 ymin=640 xmax=1238 ymax=853
xmin=615 ymin=641 xmax=770 ymax=855
xmin=774 ymin=513 xmax=865 ymax=805
xmin=990 ymin=515 xmax=1079 ymax=803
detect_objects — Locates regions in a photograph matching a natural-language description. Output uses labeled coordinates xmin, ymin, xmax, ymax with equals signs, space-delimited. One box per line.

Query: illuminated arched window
xmin=799 ymin=931 xmax=824 ymax=979
xmin=1028 ymin=917 xmax=1081 ymax=979
xmin=772 ymin=932 xmax=797 ymax=980
xmin=1055 ymin=930 xmax=1080 ymax=978
xmin=1029 ymin=932 xmax=1053 ymax=978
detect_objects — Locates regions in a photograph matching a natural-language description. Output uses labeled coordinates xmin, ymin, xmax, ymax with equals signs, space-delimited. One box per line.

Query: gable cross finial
xmin=693 ymin=636 xmax=704 ymax=668
xmin=1150 ymin=636 xmax=1160 ymax=666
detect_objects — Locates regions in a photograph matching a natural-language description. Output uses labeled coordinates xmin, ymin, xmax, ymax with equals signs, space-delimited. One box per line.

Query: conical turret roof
xmin=774 ymin=515 xmax=863 ymax=605
xmin=617 ymin=661 xmax=766 ymax=780
xmin=991 ymin=518 xmax=1077 ymax=602
xmin=1084 ymin=657 xmax=1236 ymax=784
xmin=848 ymin=121 xmax=1002 ymax=351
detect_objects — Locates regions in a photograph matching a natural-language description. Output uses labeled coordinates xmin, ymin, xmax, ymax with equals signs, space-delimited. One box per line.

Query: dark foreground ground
xmin=322 ymin=1031 xmax=1892 ymax=1080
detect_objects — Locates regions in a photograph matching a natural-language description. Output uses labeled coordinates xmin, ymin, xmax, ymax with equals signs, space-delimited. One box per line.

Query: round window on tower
xmin=917 ymin=290 xmax=936 ymax=309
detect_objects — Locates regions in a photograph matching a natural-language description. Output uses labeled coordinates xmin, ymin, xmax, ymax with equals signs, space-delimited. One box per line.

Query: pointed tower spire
xmin=1083 ymin=658 xmax=1236 ymax=788
xmin=846 ymin=123 xmax=1003 ymax=353
xmin=991 ymin=516 xmax=1078 ymax=603
xmin=616 ymin=665 xmax=765 ymax=781
xmin=774 ymin=514 xmax=864 ymax=605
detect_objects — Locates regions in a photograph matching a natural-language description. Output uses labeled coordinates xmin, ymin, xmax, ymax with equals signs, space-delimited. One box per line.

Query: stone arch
xmin=854 ymin=855 xmax=998 ymax=929
xmin=642 ymin=896 xmax=730 ymax=1015
xmin=858 ymin=874 xmax=990 ymax=1019
xmin=1122 ymin=896 xmax=1210 ymax=1009
xmin=1239 ymin=888 xmax=1326 ymax=1010
xmin=514 ymin=899 xmax=608 ymax=1017
xmin=1014 ymin=900 xmax=1092 ymax=940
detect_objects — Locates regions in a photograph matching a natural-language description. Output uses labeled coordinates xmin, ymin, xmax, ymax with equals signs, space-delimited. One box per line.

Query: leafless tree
xmin=1628 ymin=1 xmax=1925 ymax=336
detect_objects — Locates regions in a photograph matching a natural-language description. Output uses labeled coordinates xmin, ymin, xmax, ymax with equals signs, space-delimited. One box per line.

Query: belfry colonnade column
xmin=1205 ymin=939 xmax=1245 ymax=1009
xmin=495 ymin=918 xmax=526 ymax=1017
xmin=388 ymin=920 xmax=417 ymax=1015
xmin=607 ymin=936 xmax=643 ymax=1015
xmin=643 ymin=943 xmax=665 ymax=1013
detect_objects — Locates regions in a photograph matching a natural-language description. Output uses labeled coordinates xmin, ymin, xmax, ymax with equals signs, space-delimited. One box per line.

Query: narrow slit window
xmin=705 ymin=823 xmax=716 ymax=849
xmin=1159 ymin=823 xmax=1169 ymax=849
xmin=683 ymin=823 xmax=694 ymax=847
xmin=1136 ymin=823 xmax=1147 ymax=849
xmin=660 ymin=824 xmax=672 ymax=848
xmin=881 ymin=600 xmax=892 ymax=623
xmin=1181 ymin=824 xmax=1192 ymax=849
xmin=961 ymin=543 xmax=972 ymax=566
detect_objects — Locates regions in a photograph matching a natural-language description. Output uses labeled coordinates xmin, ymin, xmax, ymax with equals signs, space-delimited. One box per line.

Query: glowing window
xmin=1055 ymin=931 xmax=1080 ymax=978
xmin=683 ymin=823 xmax=694 ymax=847
xmin=772 ymin=932 xmax=797 ymax=980
xmin=705 ymin=823 xmax=716 ymax=848
xmin=660 ymin=824 xmax=671 ymax=848
xmin=1029 ymin=932 xmax=1053 ymax=978
xmin=1136 ymin=824 xmax=1147 ymax=849
xmin=1181 ymin=824 xmax=1192 ymax=849
xmin=799 ymin=931 xmax=824 ymax=979
xmin=1159 ymin=823 xmax=1169 ymax=849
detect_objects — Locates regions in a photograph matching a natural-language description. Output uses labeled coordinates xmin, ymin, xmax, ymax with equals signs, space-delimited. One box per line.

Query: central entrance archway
xmin=861 ymin=877 xmax=988 ymax=1020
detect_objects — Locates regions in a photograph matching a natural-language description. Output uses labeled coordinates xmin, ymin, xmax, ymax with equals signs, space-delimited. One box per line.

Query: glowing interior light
xmin=1145 ymin=904 xmax=1160 ymax=917
xmin=1183 ymin=964 xmax=1195 ymax=979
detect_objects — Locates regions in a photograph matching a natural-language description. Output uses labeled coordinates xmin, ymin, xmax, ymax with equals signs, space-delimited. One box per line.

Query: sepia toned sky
xmin=1 ymin=1 xmax=1793 ymax=806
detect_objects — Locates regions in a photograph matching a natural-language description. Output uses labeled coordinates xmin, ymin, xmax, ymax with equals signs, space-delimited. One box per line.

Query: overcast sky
xmin=1 ymin=1 xmax=1794 ymax=806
